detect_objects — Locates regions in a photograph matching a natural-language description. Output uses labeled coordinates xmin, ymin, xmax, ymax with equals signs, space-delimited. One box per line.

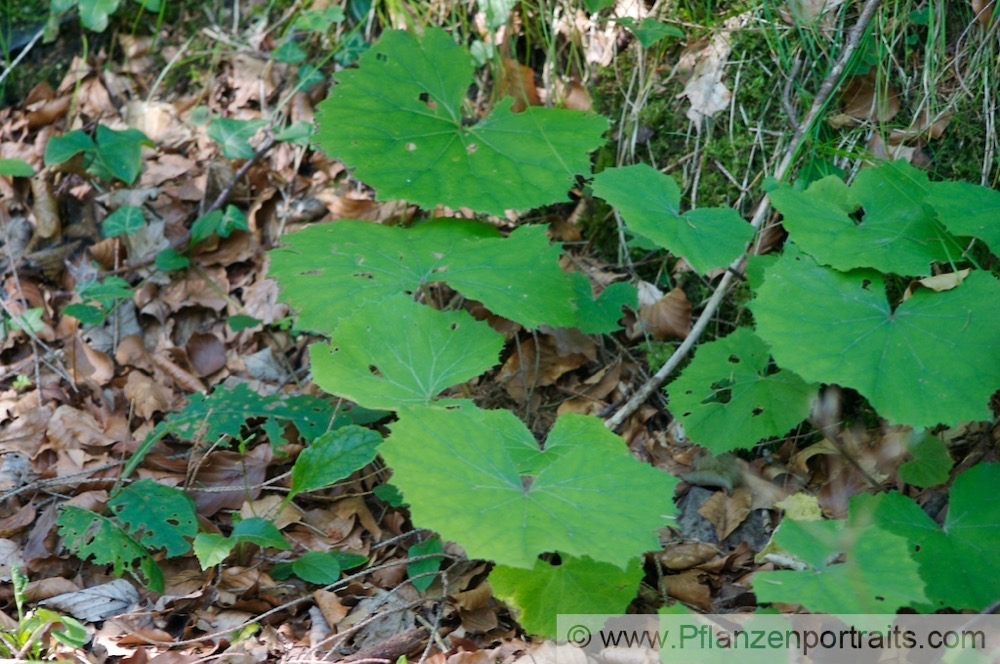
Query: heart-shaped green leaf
xmin=315 ymin=28 xmax=607 ymax=215
xmin=381 ymin=404 xmax=677 ymax=569
xmin=290 ymin=425 xmax=382 ymax=497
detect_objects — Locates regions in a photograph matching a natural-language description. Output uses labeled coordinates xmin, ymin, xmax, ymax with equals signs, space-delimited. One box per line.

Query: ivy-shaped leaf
xmin=666 ymin=328 xmax=818 ymax=453
xmin=315 ymin=28 xmax=608 ymax=215
xmin=750 ymin=249 xmax=1000 ymax=426
xmin=289 ymin=425 xmax=383 ymax=498
xmin=102 ymin=206 xmax=146 ymax=238
xmin=768 ymin=161 xmax=962 ymax=275
xmin=592 ymin=163 xmax=753 ymax=274
xmin=109 ymin=479 xmax=198 ymax=557
xmin=309 ymin=295 xmax=504 ymax=409
xmin=924 ymin=180 xmax=1000 ymax=256
xmin=868 ymin=463 xmax=1000 ymax=610
xmin=381 ymin=404 xmax=677 ymax=569
xmin=208 ymin=118 xmax=267 ymax=159
xmin=491 ymin=555 xmax=643 ymax=638
xmin=90 ymin=126 xmax=152 ymax=184
xmin=752 ymin=516 xmax=927 ymax=613
xmin=269 ymin=219 xmax=578 ymax=333
xmin=45 ymin=130 xmax=95 ymax=166
xmin=79 ymin=0 xmax=120 ymax=31
xmin=56 ymin=506 xmax=164 ymax=592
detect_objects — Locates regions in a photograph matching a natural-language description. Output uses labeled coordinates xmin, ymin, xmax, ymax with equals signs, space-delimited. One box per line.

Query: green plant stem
xmin=605 ymin=0 xmax=885 ymax=431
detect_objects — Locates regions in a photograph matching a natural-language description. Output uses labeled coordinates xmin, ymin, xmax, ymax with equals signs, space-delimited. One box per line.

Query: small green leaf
xmin=52 ymin=615 xmax=89 ymax=649
xmin=297 ymin=64 xmax=325 ymax=90
xmin=109 ymin=479 xmax=198 ymax=557
xmin=194 ymin=533 xmax=233 ymax=568
xmin=491 ymin=555 xmax=643 ymax=638
xmin=294 ymin=6 xmax=345 ymax=31
xmin=78 ymin=275 xmax=132 ymax=307
xmin=592 ymin=163 xmax=753 ymax=274
xmin=290 ymin=551 xmax=345 ymax=584
xmin=614 ymin=17 xmax=684 ymax=47
xmin=44 ymin=130 xmax=95 ymax=166
xmin=275 ymin=121 xmax=314 ymax=145
xmin=273 ymin=39 xmax=307 ymax=64
xmin=228 ymin=314 xmax=262 ymax=331
xmin=309 ymin=295 xmax=504 ymax=409
xmin=374 ymin=484 xmax=405 ymax=507
xmin=190 ymin=205 xmax=247 ymax=246
xmin=289 ymin=425 xmax=382 ymax=498
xmin=751 ymin=250 xmax=1000 ymax=426
xmin=479 ymin=0 xmax=517 ymax=29
xmin=102 ymin=206 xmax=146 ymax=237
xmin=62 ymin=303 xmax=107 ymax=326
xmin=584 ymin=0 xmax=615 ymax=10
xmin=752 ymin=517 xmax=926 ymax=613
xmin=57 ymin=506 xmax=163 ymax=591
xmin=6 ymin=307 xmax=44 ymax=334
xmin=570 ymin=274 xmax=637 ymax=334
xmin=382 ymin=404 xmax=677 ymax=569
xmin=407 ymin=537 xmax=444 ymax=592
xmin=231 ymin=517 xmax=290 ymax=550
xmin=898 ymin=432 xmax=953 ymax=488
xmin=0 ymin=158 xmax=35 ymax=177
xmin=92 ymin=126 xmax=152 ymax=184
xmin=666 ymin=328 xmax=818 ymax=453
xmin=925 ymin=180 xmax=1000 ymax=256
xmin=155 ymin=248 xmax=191 ymax=271
xmin=79 ymin=0 xmax=120 ymax=31
xmin=315 ymin=28 xmax=607 ymax=215
xmin=870 ymin=463 xmax=1000 ymax=610
xmin=769 ymin=161 xmax=962 ymax=275
xmin=208 ymin=118 xmax=267 ymax=159
xmin=219 ymin=205 xmax=248 ymax=237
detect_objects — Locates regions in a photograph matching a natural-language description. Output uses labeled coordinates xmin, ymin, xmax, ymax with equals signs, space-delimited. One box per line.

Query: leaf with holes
xmin=491 ymin=555 xmax=643 ymax=638
xmin=56 ymin=506 xmax=164 ymax=591
xmin=381 ymin=404 xmax=677 ymax=569
xmin=309 ymin=295 xmax=504 ymax=409
xmin=314 ymin=28 xmax=607 ymax=215
xmin=109 ymin=479 xmax=198 ymax=557
xmin=925 ymin=180 xmax=1000 ymax=256
xmin=208 ymin=118 xmax=267 ymax=159
xmin=750 ymin=249 xmax=1000 ymax=426
xmin=869 ymin=464 xmax=1000 ymax=610
xmin=269 ymin=218 xmax=578 ymax=333
xmin=666 ymin=328 xmax=818 ymax=453
xmin=751 ymin=515 xmax=926 ymax=613
xmin=289 ymin=425 xmax=383 ymax=498
xmin=768 ymin=161 xmax=962 ymax=275
xmin=592 ymin=163 xmax=752 ymax=274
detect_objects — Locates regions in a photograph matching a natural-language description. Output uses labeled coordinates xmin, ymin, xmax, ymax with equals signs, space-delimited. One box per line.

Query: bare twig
xmin=0 ymin=27 xmax=44 ymax=88
xmin=605 ymin=0 xmax=885 ymax=430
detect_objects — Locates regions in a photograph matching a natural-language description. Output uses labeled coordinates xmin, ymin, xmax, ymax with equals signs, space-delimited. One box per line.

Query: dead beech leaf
xmin=240 ymin=494 xmax=302 ymax=529
xmin=499 ymin=59 xmax=540 ymax=112
xmin=23 ymin=577 xmax=81 ymax=603
xmin=47 ymin=405 xmax=115 ymax=449
xmin=972 ymin=0 xmax=996 ymax=25
xmin=497 ymin=335 xmax=589 ymax=402
xmin=677 ymin=14 xmax=749 ymax=126
xmin=151 ymin=352 xmax=206 ymax=393
xmin=190 ymin=445 xmax=273 ymax=516
xmin=123 ymin=371 xmax=175 ymax=419
xmin=841 ymin=71 xmax=900 ymax=122
xmin=314 ymin=589 xmax=349 ymax=626
xmin=68 ymin=335 xmax=114 ymax=385
xmin=0 ymin=502 xmax=35 ymax=537
xmin=186 ymin=332 xmax=226 ymax=377
xmin=556 ymin=79 xmax=593 ymax=112
xmin=697 ymin=487 xmax=752 ymax=540
xmin=452 ymin=581 xmax=493 ymax=611
xmin=661 ymin=569 xmax=712 ymax=611
xmin=638 ymin=287 xmax=691 ymax=340
xmin=918 ymin=269 xmax=971 ymax=292
xmin=866 ymin=133 xmax=921 ymax=165
xmin=0 ymin=406 xmax=52 ymax=456
xmin=30 ymin=175 xmax=60 ymax=239
xmin=659 ymin=541 xmax=720 ymax=570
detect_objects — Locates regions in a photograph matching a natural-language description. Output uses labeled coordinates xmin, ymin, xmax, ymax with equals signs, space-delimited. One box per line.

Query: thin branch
xmin=605 ymin=0 xmax=885 ymax=431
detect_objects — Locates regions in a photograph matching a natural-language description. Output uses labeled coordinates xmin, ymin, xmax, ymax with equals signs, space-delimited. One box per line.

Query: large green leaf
xmin=666 ymin=328 xmax=818 ymax=453
xmin=310 ymin=295 xmax=504 ymax=409
xmin=109 ymin=479 xmax=198 ymax=557
xmin=868 ymin=464 xmax=1000 ymax=610
xmin=289 ymin=425 xmax=383 ymax=498
xmin=314 ymin=28 xmax=608 ymax=215
xmin=925 ymin=180 xmax=1000 ymax=256
xmin=768 ymin=161 xmax=962 ymax=275
xmin=752 ymin=516 xmax=927 ymax=613
xmin=491 ymin=555 xmax=643 ymax=638
xmin=381 ymin=404 xmax=677 ymax=569
xmin=750 ymin=250 xmax=1000 ymax=426
xmin=269 ymin=219 xmax=578 ymax=333
xmin=592 ymin=163 xmax=752 ymax=274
